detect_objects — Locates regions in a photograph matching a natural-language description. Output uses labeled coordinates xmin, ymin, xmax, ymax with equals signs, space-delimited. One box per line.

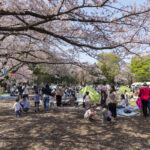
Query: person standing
xmin=17 ymin=83 xmax=23 ymax=98
xmin=139 ymin=83 xmax=150 ymax=117
xmin=83 ymin=92 xmax=91 ymax=108
xmin=100 ymin=91 xmax=107 ymax=106
xmin=42 ymin=84 xmax=51 ymax=110
xmin=56 ymin=86 xmax=63 ymax=107
xmin=22 ymin=82 xmax=29 ymax=98
xmin=107 ymin=85 xmax=117 ymax=119
xmin=34 ymin=91 xmax=40 ymax=112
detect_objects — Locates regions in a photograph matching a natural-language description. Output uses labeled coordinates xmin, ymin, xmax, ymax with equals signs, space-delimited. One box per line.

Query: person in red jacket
xmin=139 ymin=83 xmax=150 ymax=117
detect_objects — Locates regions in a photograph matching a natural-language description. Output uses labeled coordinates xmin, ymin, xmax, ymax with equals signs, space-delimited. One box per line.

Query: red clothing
xmin=139 ymin=87 xmax=150 ymax=101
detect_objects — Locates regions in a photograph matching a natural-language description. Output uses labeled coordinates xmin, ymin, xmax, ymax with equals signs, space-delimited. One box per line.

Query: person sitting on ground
xmin=124 ymin=90 xmax=130 ymax=101
xmin=84 ymin=106 xmax=96 ymax=120
xmin=13 ymin=98 xmax=22 ymax=117
xmin=34 ymin=91 xmax=40 ymax=112
xmin=20 ymin=95 xmax=30 ymax=113
xmin=102 ymin=105 xmax=112 ymax=123
xmin=118 ymin=94 xmax=128 ymax=108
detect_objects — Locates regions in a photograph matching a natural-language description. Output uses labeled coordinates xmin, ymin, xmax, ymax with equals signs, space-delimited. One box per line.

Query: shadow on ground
xmin=0 ymin=98 xmax=150 ymax=150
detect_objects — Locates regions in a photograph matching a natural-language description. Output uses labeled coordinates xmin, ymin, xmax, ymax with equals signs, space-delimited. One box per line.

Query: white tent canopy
xmin=131 ymin=82 xmax=150 ymax=87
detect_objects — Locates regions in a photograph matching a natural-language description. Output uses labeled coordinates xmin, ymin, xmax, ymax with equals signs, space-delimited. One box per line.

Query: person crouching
xmin=84 ymin=106 xmax=96 ymax=121
xmin=102 ymin=105 xmax=112 ymax=123
xmin=20 ymin=95 xmax=30 ymax=113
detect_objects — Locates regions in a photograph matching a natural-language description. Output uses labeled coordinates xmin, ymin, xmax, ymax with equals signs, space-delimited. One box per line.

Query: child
xmin=102 ymin=105 xmax=112 ymax=123
xmin=84 ymin=106 xmax=96 ymax=121
xmin=34 ymin=91 xmax=40 ymax=112
xmin=13 ymin=98 xmax=22 ymax=117
xmin=49 ymin=93 xmax=55 ymax=109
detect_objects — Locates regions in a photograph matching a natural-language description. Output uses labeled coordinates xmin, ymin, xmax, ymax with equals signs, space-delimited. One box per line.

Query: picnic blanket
xmin=0 ymin=93 xmax=18 ymax=98
xmin=117 ymin=106 xmax=139 ymax=116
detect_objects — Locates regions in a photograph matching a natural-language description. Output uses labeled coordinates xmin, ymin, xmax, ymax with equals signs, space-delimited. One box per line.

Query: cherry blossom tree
xmin=115 ymin=65 xmax=133 ymax=85
xmin=0 ymin=0 xmax=150 ymax=78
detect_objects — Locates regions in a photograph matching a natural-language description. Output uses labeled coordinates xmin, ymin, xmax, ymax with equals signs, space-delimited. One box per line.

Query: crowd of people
xmin=83 ymin=85 xmax=118 ymax=123
xmin=84 ymin=83 xmax=150 ymax=123
xmin=13 ymin=83 xmax=77 ymax=117
xmin=12 ymin=82 xmax=150 ymax=123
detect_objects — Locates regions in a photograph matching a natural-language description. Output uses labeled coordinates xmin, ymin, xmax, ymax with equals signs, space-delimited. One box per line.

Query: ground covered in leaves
xmin=0 ymin=98 xmax=150 ymax=150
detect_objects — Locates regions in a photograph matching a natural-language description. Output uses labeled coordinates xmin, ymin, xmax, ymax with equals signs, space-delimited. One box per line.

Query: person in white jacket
xmin=84 ymin=106 xmax=96 ymax=120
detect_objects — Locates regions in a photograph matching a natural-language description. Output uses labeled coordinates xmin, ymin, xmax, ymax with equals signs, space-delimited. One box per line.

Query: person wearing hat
xmin=139 ymin=83 xmax=150 ymax=117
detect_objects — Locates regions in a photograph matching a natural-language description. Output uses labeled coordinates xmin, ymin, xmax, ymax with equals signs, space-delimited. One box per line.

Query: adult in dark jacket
xmin=100 ymin=91 xmax=107 ymax=106
xmin=17 ymin=83 xmax=23 ymax=98
xmin=42 ymin=84 xmax=51 ymax=110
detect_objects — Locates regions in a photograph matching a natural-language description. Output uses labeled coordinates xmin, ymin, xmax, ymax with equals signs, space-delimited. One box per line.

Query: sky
xmin=79 ymin=0 xmax=148 ymax=64
xmin=120 ymin=0 xmax=145 ymax=6
xmin=44 ymin=0 xmax=148 ymax=64
xmin=79 ymin=53 xmax=97 ymax=64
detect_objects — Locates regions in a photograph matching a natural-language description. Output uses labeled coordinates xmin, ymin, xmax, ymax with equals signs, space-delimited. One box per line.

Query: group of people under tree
xmin=13 ymin=83 xmax=68 ymax=117
xmin=42 ymin=84 xmax=64 ymax=110
xmin=83 ymin=85 xmax=118 ymax=123
xmin=84 ymin=83 xmax=150 ymax=123
xmin=13 ymin=81 xmax=150 ymax=122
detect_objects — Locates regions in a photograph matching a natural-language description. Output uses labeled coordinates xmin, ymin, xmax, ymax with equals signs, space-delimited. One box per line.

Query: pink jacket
xmin=136 ymin=97 xmax=142 ymax=109
xmin=139 ymin=87 xmax=150 ymax=101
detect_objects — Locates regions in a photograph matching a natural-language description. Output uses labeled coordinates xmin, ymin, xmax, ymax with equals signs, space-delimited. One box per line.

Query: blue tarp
xmin=0 ymin=96 xmax=18 ymax=98
xmin=117 ymin=106 xmax=139 ymax=116
xmin=0 ymin=93 xmax=18 ymax=98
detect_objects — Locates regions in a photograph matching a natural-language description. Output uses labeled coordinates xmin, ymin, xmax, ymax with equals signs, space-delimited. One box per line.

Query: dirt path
xmin=0 ymin=98 xmax=150 ymax=150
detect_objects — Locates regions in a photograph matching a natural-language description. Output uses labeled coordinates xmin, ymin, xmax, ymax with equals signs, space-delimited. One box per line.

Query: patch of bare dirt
xmin=0 ymin=98 xmax=150 ymax=150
